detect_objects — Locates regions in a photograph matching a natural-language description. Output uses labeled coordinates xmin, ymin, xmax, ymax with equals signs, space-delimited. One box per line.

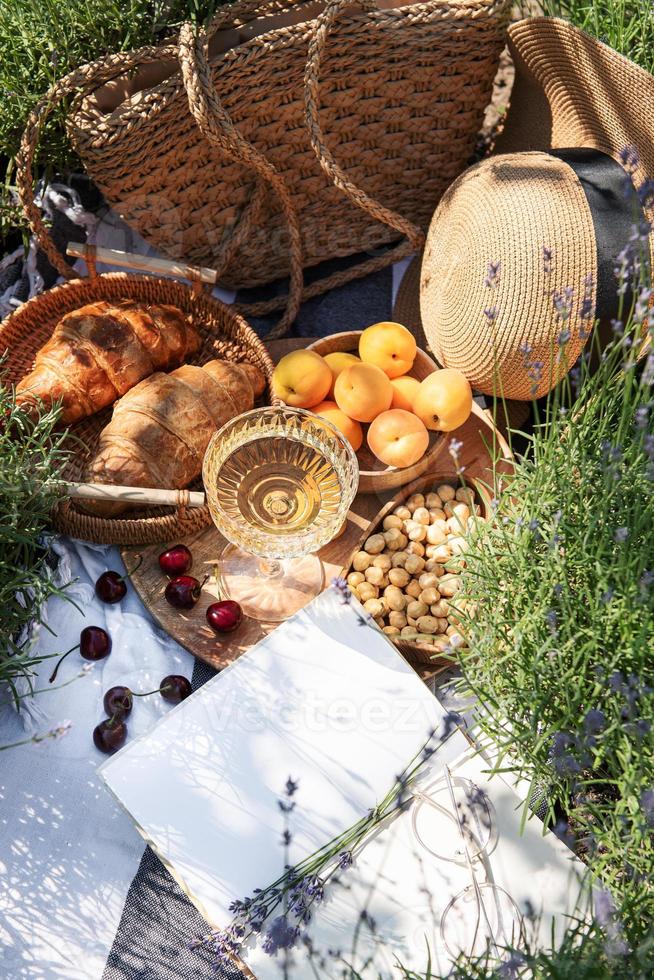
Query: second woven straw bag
xmin=18 ymin=0 xmax=510 ymax=337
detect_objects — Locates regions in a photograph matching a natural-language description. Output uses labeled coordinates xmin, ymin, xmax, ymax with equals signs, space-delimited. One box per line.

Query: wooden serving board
xmin=121 ymin=338 xmax=519 ymax=676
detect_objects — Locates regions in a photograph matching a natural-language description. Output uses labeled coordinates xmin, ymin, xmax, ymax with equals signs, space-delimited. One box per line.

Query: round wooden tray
xmin=121 ymin=338 xmax=515 ymax=681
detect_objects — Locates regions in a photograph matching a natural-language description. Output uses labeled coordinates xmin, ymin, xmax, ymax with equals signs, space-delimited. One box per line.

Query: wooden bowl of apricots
xmin=271 ymin=324 xmax=473 ymax=493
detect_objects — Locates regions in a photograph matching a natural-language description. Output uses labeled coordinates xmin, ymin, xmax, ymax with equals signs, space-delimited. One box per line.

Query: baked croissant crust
xmin=82 ymin=358 xmax=266 ymax=515
xmin=16 ymin=300 xmax=201 ymax=424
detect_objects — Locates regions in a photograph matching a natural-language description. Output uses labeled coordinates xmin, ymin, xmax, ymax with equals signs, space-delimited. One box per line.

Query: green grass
xmin=0 ymin=0 xmax=222 ymax=245
xmin=538 ymin=1 xmax=654 ymax=72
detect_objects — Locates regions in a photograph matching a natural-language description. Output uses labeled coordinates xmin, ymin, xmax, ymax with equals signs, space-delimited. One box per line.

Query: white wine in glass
xmin=202 ymin=406 xmax=359 ymax=621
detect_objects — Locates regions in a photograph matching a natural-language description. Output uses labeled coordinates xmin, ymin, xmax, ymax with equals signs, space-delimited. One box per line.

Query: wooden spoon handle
xmin=64 ymin=482 xmax=206 ymax=509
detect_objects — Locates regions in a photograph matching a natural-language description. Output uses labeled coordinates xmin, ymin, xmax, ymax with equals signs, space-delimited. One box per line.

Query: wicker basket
xmin=17 ymin=0 xmax=511 ymax=337
xmin=0 ymin=257 xmax=277 ymax=546
xmin=307 ymin=330 xmax=446 ymax=492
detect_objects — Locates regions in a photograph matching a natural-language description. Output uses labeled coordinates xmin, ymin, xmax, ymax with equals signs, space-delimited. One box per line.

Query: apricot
xmin=358 ymin=321 xmax=417 ymax=379
xmin=390 ymin=375 xmax=420 ymax=412
xmin=412 ymin=369 xmax=473 ymax=432
xmin=312 ymin=400 xmax=363 ymax=451
xmin=272 ymin=350 xmax=332 ymax=408
xmin=334 ymin=362 xmax=392 ymax=423
xmin=324 ymin=351 xmax=360 ymax=398
xmin=367 ymin=409 xmax=429 ymax=468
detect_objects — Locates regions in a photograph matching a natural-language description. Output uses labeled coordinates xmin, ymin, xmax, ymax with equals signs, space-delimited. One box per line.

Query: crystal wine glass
xmin=202 ymin=406 xmax=359 ymax=622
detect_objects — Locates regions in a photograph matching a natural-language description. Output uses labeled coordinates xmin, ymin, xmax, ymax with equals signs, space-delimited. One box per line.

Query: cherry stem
xmin=129 ymin=686 xmax=172 ymax=698
xmin=117 ymin=553 xmax=144 ymax=583
xmin=49 ymin=644 xmax=80 ymax=684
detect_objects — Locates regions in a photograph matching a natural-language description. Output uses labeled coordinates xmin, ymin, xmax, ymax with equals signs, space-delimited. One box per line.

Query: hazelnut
xmin=363 ymin=597 xmax=385 ymax=618
xmin=436 ymin=617 xmax=449 ymax=633
xmin=426 ymin=524 xmax=447 ymax=545
xmin=438 ymin=574 xmax=461 ymax=597
xmin=389 ymin=567 xmax=410 ymax=588
xmin=347 ymin=571 xmax=365 ymax=588
xmin=424 ymin=559 xmax=445 ymax=575
xmin=430 ymin=599 xmax=449 ymax=618
xmin=419 ymin=587 xmax=439 ymax=606
xmin=407 ymin=541 xmax=425 ymax=557
xmin=437 ymin=483 xmax=456 ymax=502
xmin=365 ymin=566 xmax=388 ymax=587
xmin=404 ymin=555 xmax=425 ymax=575
xmin=413 ymin=506 xmax=430 ymax=526
xmin=428 ymin=508 xmax=447 ymax=523
xmin=431 ymin=544 xmax=452 ymax=564
xmin=405 ymin=580 xmax=422 ymax=599
xmin=453 ymin=502 xmax=471 ymax=522
xmin=383 ymin=514 xmax=403 ymax=531
xmin=407 ymin=493 xmax=425 ymax=512
xmin=407 ymin=522 xmax=427 ymax=542
xmin=383 ymin=625 xmax=401 ymax=636
xmin=455 ymin=487 xmax=476 ymax=505
xmin=352 ymin=551 xmax=372 ymax=572
xmin=417 ymin=615 xmax=439 ymax=634
xmin=406 ymin=599 xmax=429 ymax=620
xmin=447 ymin=516 xmax=464 ymax=534
xmin=449 ymin=536 xmax=468 ymax=556
xmin=400 ymin=626 xmax=420 ymax=639
xmin=391 ymin=550 xmax=408 ymax=568
xmin=384 ymin=528 xmax=408 ymax=551
xmin=358 ymin=581 xmax=379 ymax=602
xmin=364 ymin=533 xmax=386 ymax=554
xmin=384 ymin=585 xmax=406 ymax=611
xmin=373 ymin=553 xmax=392 ymax=571
xmin=393 ymin=505 xmax=412 ymax=521
xmin=425 ymin=492 xmax=443 ymax=509
xmin=389 ymin=610 xmax=408 ymax=629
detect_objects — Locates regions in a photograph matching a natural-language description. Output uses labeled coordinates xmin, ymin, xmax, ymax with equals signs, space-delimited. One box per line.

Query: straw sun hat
xmin=394 ymin=17 xmax=654 ymax=400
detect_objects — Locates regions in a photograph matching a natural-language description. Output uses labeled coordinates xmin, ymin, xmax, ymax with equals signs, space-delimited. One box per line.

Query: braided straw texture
xmin=49 ymin=0 xmax=508 ymax=295
xmin=0 ymin=274 xmax=277 ymax=544
xmin=419 ymin=17 xmax=654 ymax=400
xmin=420 ymin=151 xmax=598 ymax=400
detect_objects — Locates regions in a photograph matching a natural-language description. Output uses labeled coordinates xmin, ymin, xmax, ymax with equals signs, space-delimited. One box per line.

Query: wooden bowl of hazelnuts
xmin=341 ymin=472 xmax=491 ymax=671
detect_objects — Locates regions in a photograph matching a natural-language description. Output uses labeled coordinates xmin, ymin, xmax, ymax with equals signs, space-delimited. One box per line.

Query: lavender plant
xmin=0 ymin=381 xmax=72 ymax=700
xmin=453 ymin=217 xmax=654 ymax=945
xmin=194 ymin=719 xmax=457 ymax=969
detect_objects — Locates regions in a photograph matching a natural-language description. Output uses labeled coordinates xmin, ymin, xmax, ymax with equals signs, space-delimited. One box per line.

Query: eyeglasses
xmin=411 ymin=765 xmax=524 ymax=961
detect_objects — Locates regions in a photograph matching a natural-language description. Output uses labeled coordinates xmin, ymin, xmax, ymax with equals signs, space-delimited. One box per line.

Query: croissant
xmin=81 ymin=359 xmax=266 ymax=516
xmin=16 ymin=300 xmax=201 ymax=424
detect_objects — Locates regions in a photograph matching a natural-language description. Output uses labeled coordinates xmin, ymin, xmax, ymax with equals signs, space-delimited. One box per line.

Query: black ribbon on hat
xmin=549 ymin=148 xmax=650 ymax=342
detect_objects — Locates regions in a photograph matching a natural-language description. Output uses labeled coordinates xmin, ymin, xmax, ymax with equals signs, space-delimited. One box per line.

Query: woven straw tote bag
xmin=17 ymin=0 xmax=510 ymax=337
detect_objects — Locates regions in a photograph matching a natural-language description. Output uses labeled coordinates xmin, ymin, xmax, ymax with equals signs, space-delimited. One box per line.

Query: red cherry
xmin=103 ymin=686 xmax=133 ymax=718
xmin=206 ymin=600 xmax=243 ymax=633
xmin=160 ymin=675 xmax=192 ymax=704
xmin=93 ymin=717 xmax=127 ymax=754
xmin=49 ymin=626 xmax=111 ymax=683
xmin=164 ymin=574 xmax=206 ymax=609
xmin=95 ymin=556 xmax=143 ymax=603
xmin=80 ymin=626 xmax=112 ymax=661
xmin=95 ymin=570 xmax=127 ymax=604
xmin=158 ymin=544 xmax=193 ymax=578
